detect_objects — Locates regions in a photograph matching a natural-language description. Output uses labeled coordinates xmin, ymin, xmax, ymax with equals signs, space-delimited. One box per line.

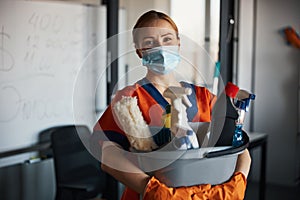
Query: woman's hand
xmin=101 ymin=141 xmax=151 ymax=194
xmin=235 ymin=148 xmax=252 ymax=178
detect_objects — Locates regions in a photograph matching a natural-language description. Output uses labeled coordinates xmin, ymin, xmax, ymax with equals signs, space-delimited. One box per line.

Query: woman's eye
xmin=142 ymin=40 xmax=154 ymax=48
xmin=163 ymin=37 xmax=173 ymax=44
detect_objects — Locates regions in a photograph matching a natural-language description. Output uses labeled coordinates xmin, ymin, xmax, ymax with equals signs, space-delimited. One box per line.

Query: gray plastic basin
xmin=136 ymin=146 xmax=240 ymax=187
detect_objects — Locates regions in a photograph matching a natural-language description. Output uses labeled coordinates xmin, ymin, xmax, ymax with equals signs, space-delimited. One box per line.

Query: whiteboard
xmin=0 ymin=0 xmax=107 ymax=166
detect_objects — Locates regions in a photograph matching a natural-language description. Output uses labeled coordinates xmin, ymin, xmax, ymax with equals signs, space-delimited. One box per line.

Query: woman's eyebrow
xmin=161 ymin=33 xmax=174 ymax=37
xmin=142 ymin=36 xmax=155 ymax=40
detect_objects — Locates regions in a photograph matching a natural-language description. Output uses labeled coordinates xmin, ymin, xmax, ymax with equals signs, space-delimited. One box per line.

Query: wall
xmin=0 ymin=0 xmax=107 ymax=167
xmin=0 ymin=1 xmax=107 ymax=199
xmin=239 ymin=0 xmax=300 ymax=186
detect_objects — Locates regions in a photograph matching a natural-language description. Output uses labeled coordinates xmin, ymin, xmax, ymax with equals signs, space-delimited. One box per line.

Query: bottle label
xmin=232 ymin=124 xmax=244 ymax=147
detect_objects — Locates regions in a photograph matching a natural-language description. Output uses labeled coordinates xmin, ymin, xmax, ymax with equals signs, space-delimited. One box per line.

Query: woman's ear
xmin=136 ymin=49 xmax=143 ymax=58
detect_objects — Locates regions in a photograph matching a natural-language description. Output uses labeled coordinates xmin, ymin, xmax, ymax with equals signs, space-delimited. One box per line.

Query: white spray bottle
xmin=163 ymin=86 xmax=199 ymax=150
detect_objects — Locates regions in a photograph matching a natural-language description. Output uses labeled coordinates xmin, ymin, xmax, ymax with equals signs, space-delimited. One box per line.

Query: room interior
xmin=0 ymin=0 xmax=299 ymax=199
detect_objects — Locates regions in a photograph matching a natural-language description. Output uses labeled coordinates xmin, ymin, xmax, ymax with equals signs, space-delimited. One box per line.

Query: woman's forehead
xmin=137 ymin=28 xmax=176 ymax=39
xmin=141 ymin=28 xmax=175 ymax=38
xmin=143 ymin=19 xmax=175 ymax=30
xmin=136 ymin=19 xmax=177 ymax=37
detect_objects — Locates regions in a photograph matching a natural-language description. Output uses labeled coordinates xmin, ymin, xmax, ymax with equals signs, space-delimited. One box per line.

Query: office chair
xmin=51 ymin=125 xmax=106 ymax=200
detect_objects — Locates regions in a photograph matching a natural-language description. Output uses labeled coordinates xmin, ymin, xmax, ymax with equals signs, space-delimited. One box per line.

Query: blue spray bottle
xmin=232 ymin=90 xmax=256 ymax=147
xmin=225 ymin=82 xmax=255 ymax=147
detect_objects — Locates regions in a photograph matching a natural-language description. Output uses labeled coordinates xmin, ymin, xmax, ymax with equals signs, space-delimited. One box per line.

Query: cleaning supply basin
xmin=135 ymin=131 xmax=249 ymax=187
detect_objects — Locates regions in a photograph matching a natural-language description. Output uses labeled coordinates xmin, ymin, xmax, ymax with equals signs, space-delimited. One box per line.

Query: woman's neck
xmin=145 ymin=71 xmax=181 ymax=97
xmin=146 ymin=72 xmax=180 ymax=87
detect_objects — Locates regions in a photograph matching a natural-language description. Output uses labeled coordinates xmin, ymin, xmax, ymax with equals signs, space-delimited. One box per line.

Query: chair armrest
xmin=58 ymin=182 xmax=95 ymax=192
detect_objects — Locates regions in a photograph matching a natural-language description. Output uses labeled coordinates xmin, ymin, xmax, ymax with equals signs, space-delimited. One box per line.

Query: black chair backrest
xmin=51 ymin=125 xmax=104 ymax=187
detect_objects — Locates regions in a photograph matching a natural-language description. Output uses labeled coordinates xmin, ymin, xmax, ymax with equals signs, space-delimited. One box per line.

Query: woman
xmin=95 ymin=10 xmax=251 ymax=200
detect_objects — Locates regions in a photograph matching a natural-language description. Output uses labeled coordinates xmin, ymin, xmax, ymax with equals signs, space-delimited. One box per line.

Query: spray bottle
xmin=225 ymin=82 xmax=256 ymax=147
xmin=163 ymin=86 xmax=199 ymax=150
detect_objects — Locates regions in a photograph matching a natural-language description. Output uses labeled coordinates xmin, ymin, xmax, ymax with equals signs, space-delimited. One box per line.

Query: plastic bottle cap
xmin=225 ymin=82 xmax=239 ymax=98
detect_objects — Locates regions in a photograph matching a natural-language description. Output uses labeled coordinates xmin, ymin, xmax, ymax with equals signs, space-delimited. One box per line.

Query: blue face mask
xmin=142 ymin=46 xmax=181 ymax=75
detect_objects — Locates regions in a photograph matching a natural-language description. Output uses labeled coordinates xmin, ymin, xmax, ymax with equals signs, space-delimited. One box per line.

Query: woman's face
xmin=135 ymin=19 xmax=180 ymax=57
